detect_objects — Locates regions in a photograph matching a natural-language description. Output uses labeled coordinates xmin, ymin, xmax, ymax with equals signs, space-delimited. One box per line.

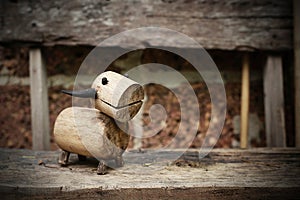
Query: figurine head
xmin=62 ymin=71 xmax=144 ymax=122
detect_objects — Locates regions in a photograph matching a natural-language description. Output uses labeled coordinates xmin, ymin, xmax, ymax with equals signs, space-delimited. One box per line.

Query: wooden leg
xmin=264 ymin=55 xmax=286 ymax=147
xmin=77 ymin=154 xmax=87 ymax=161
xmin=58 ymin=151 xmax=70 ymax=166
xmin=29 ymin=48 xmax=50 ymax=150
xmin=115 ymin=155 xmax=124 ymax=167
xmin=294 ymin=0 xmax=300 ymax=147
xmin=240 ymin=53 xmax=250 ymax=148
xmin=97 ymin=160 xmax=107 ymax=175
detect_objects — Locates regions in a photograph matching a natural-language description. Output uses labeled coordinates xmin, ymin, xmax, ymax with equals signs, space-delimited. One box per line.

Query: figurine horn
xmin=61 ymin=88 xmax=97 ymax=99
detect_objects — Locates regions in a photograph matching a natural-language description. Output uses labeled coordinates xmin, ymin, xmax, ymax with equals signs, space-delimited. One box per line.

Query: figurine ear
xmin=61 ymin=88 xmax=97 ymax=99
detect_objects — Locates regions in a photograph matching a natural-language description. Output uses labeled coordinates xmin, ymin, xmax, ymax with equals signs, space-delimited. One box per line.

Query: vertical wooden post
xmin=29 ymin=48 xmax=50 ymax=150
xmin=264 ymin=56 xmax=286 ymax=147
xmin=294 ymin=0 xmax=300 ymax=147
xmin=240 ymin=54 xmax=250 ymax=148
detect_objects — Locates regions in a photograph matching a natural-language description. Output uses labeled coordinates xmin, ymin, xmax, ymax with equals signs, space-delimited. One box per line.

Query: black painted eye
xmin=102 ymin=77 xmax=108 ymax=85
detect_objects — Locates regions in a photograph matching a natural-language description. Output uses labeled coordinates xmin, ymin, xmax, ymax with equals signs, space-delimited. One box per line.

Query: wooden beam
xmin=29 ymin=48 xmax=50 ymax=150
xmin=264 ymin=56 xmax=286 ymax=147
xmin=0 ymin=0 xmax=293 ymax=50
xmin=294 ymin=0 xmax=300 ymax=147
xmin=0 ymin=148 xmax=300 ymax=199
xmin=240 ymin=54 xmax=250 ymax=148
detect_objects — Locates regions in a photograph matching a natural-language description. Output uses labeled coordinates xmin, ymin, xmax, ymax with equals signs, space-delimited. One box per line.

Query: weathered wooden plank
xmin=0 ymin=148 xmax=299 ymax=199
xmin=0 ymin=0 xmax=292 ymax=50
xmin=240 ymin=54 xmax=249 ymax=148
xmin=294 ymin=0 xmax=300 ymax=147
xmin=1 ymin=187 xmax=300 ymax=200
xmin=29 ymin=49 xmax=50 ymax=150
xmin=264 ymin=56 xmax=286 ymax=147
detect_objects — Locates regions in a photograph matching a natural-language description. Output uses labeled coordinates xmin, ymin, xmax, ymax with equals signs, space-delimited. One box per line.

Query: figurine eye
xmin=102 ymin=77 xmax=108 ymax=85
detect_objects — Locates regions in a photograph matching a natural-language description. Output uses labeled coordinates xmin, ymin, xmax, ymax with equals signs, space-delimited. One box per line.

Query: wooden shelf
xmin=0 ymin=148 xmax=299 ymax=199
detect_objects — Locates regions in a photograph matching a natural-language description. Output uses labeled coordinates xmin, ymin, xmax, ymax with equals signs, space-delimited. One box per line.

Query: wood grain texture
xmin=0 ymin=0 xmax=292 ymax=50
xmin=29 ymin=48 xmax=50 ymax=150
xmin=54 ymin=107 xmax=129 ymax=160
xmin=92 ymin=71 xmax=144 ymax=122
xmin=264 ymin=56 xmax=286 ymax=147
xmin=294 ymin=0 xmax=300 ymax=147
xmin=0 ymin=148 xmax=299 ymax=199
xmin=240 ymin=54 xmax=249 ymax=148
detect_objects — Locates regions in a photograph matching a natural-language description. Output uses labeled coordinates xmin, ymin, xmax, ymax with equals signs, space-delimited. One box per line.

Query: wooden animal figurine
xmin=54 ymin=71 xmax=144 ymax=174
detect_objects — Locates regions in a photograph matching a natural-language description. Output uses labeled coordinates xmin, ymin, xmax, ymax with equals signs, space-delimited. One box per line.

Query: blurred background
xmin=0 ymin=0 xmax=297 ymax=150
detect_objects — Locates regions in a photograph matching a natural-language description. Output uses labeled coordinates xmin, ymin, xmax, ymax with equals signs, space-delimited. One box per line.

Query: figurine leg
xmin=115 ymin=155 xmax=124 ymax=167
xmin=78 ymin=154 xmax=87 ymax=161
xmin=58 ymin=150 xmax=70 ymax=166
xmin=97 ymin=160 xmax=107 ymax=175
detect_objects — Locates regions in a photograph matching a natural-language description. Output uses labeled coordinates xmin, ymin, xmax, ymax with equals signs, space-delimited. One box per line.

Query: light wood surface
xmin=264 ymin=56 xmax=286 ymax=147
xmin=29 ymin=48 xmax=50 ymax=150
xmin=92 ymin=71 xmax=144 ymax=122
xmin=0 ymin=148 xmax=299 ymax=199
xmin=54 ymin=107 xmax=129 ymax=160
xmin=240 ymin=54 xmax=249 ymax=148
